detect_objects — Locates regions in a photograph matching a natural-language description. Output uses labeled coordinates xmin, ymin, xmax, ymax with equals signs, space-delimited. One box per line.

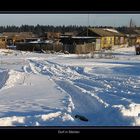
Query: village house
xmin=2 ymin=32 xmax=37 ymax=45
xmin=119 ymin=29 xmax=140 ymax=46
xmin=78 ymin=28 xmax=115 ymax=50
xmin=78 ymin=28 xmax=127 ymax=50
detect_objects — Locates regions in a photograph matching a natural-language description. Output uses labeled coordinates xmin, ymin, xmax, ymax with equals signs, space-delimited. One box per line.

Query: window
xmin=103 ymin=38 xmax=107 ymax=44
xmin=120 ymin=37 xmax=124 ymax=44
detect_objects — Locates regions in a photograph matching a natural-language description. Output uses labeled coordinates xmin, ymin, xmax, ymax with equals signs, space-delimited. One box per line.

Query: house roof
xmin=78 ymin=28 xmax=125 ymax=37
xmin=120 ymin=29 xmax=140 ymax=35
xmin=103 ymin=28 xmax=125 ymax=36
xmin=2 ymin=32 xmax=19 ymax=38
xmin=88 ymin=28 xmax=113 ymax=36
xmin=89 ymin=28 xmax=125 ymax=37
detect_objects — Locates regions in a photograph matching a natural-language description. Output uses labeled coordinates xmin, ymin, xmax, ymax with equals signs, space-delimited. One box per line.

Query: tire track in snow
xmin=55 ymin=80 xmax=107 ymax=114
xmin=22 ymin=58 xmax=140 ymax=125
xmin=0 ymin=70 xmax=9 ymax=90
xmin=25 ymin=59 xmax=111 ymax=121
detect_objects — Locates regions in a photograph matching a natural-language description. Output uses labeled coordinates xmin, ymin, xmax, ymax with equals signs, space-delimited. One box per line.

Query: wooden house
xmin=120 ymin=29 xmax=139 ymax=46
xmin=2 ymin=32 xmax=36 ymax=45
xmin=78 ymin=28 xmax=115 ymax=50
xmin=78 ymin=28 xmax=128 ymax=50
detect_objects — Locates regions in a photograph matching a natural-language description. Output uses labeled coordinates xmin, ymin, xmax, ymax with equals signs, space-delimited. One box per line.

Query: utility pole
xmin=128 ymin=18 xmax=133 ymax=47
xmin=87 ymin=14 xmax=89 ymax=36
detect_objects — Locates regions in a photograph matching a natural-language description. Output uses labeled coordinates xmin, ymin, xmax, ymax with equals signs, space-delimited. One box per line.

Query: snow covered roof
xmin=103 ymin=28 xmax=119 ymax=33
xmin=88 ymin=28 xmax=113 ymax=36
xmin=78 ymin=28 xmax=125 ymax=37
xmin=72 ymin=36 xmax=96 ymax=39
xmin=104 ymin=29 xmax=126 ymax=36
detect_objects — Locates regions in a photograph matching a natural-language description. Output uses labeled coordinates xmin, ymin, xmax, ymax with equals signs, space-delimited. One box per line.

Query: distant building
xmin=78 ymin=28 xmax=116 ymax=50
xmin=119 ymin=29 xmax=140 ymax=46
xmin=2 ymin=32 xmax=37 ymax=45
xmin=78 ymin=28 xmax=127 ymax=50
xmin=60 ymin=35 xmax=95 ymax=54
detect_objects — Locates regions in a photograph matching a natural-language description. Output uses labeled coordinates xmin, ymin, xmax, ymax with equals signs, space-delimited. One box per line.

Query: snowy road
xmin=1 ymin=47 xmax=140 ymax=126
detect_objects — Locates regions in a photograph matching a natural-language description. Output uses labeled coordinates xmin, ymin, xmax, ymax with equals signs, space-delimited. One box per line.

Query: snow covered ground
xmin=0 ymin=46 xmax=140 ymax=126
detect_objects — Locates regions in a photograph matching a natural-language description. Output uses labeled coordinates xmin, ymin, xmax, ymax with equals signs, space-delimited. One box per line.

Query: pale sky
xmin=0 ymin=14 xmax=140 ymax=27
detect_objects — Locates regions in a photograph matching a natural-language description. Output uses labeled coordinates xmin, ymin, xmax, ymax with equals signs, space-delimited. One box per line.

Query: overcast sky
xmin=0 ymin=14 xmax=140 ymax=27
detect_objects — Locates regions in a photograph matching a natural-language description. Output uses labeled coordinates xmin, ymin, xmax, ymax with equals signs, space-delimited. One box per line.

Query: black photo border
xmin=1 ymin=0 xmax=140 ymax=136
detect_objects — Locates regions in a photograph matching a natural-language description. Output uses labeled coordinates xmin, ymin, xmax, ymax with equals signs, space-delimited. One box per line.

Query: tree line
xmin=0 ymin=25 xmax=87 ymax=36
xmin=0 ymin=24 xmax=137 ymax=36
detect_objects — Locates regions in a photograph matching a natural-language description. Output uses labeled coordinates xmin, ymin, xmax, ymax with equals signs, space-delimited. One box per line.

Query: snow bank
xmin=0 ymin=112 xmax=74 ymax=126
xmin=1 ymin=70 xmax=23 ymax=90
xmin=62 ymin=113 xmax=74 ymax=121
xmin=1 ymin=47 xmax=140 ymax=126
xmin=114 ymin=46 xmax=135 ymax=53
xmin=120 ymin=103 xmax=140 ymax=117
xmin=40 ymin=112 xmax=74 ymax=122
xmin=41 ymin=112 xmax=61 ymax=121
xmin=0 ymin=116 xmax=25 ymax=126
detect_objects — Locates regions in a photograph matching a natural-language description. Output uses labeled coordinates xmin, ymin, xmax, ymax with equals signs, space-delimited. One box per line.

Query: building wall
xmin=120 ymin=37 xmax=125 ymax=44
xmin=114 ymin=36 xmax=128 ymax=48
xmin=95 ymin=38 xmax=101 ymax=50
xmin=53 ymin=42 xmax=62 ymax=52
xmin=75 ymin=43 xmax=95 ymax=54
xmin=13 ymin=36 xmax=25 ymax=44
xmin=16 ymin=42 xmax=62 ymax=52
xmin=3 ymin=32 xmax=35 ymax=45
xmin=0 ymin=37 xmax=7 ymax=49
xmin=16 ymin=43 xmax=53 ymax=51
xmin=101 ymin=36 xmax=114 ymax=49
xmin=129 ymin=37 xmax=137 ymax=46
xmin=114 ymin=37 xmax=120 ymax=45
